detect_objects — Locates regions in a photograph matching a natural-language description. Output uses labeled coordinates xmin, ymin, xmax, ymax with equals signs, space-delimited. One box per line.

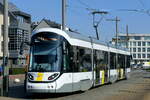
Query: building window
xmin=142 ymin=54 xmax=146 ymax=58
xmin=147 ymin=42 xmax=150 ymax=46
xmin=17 ymin=16 xmax=24 ymax=23
xmin=142 ymin=48 xmax=146 ymax=52
xmin=133 ymin=42 xmax=136 ymax=46
xmin=138 ymin=48 xmax=141 ymax=52
xmin=144 ymin=36 xmax=150 ymax=40
xmin=133 ymin=54 xmax=136 ymax=58
xmin=147 ymin=48 xmax=150 ymax=52
xmin=142 ymin=42 xmax=146 ymax=46
xmin=147 ymin=54 xmax=150 ymax=58
xmin=120 ymin=36 xmax=126 ymax=40
xmin=134 ymin=36 xmax=141 ymax=40
xmin=133 ymin=48 xmax=136 ymax=52
xmin=138 ymin=42 xmax=141 ymax=46
xmin=138 ymin=54 xmax=141 ymax=58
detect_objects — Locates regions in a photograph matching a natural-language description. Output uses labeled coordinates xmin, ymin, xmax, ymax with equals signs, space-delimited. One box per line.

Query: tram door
xmin=94 ymin=50 xmax=100 ymax=85
xmin=123 ymin=55 xmax=126 ymax=78
xmin=103 ymin=52 xmax=109 ymax=83
xmin=95 ymin=62 xmax=100 ymax=85
xmin=94 ymin=50 xmax=109 ymax=85
xmin=118 ymin=54 xmax=126 ymax=79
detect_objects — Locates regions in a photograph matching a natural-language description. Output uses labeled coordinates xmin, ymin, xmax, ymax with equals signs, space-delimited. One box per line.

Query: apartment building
xmin=115 ymin=33 xmax=150 ymax=64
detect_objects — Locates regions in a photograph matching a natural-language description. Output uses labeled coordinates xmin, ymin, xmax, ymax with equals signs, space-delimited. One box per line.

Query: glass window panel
xmin=147 ymin=48 xmax=150 ymax=52
xmin=138 ymin=54 xmax=141 ymax=58
xmin=138 ymin=48 xmax=141 ymax=52
xmin=142 ymin=48 xmax=146 ymax=52
xmin=142 ymin=54 xmax=146 ymax=58
xmin=147 ymin=54 xmax=150 ymax=58
xmin=138 ymin=42 xmax=141 ymax=46
xmin=134 ymin=36 xmax=141 ymax=40
xmin=133 ymin=48 xmax=136 ymax=52
xmin=133 ymin=42 xmax=136 ymax=46
xmin=133 ymin=54 xmax=136 ymax=58
xmin=144 ymin=36 xmax=150 ymax=40
xmin=147 ymin=42 xmax=150 ymax=46
xmin=142 ymin=42 xmax=146 ymax=46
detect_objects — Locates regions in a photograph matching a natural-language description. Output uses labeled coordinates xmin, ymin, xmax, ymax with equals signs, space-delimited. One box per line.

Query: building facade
xmin=0 ymin=1 xmax=31 ymax=66
xmin=115 ymin=33 xmax=150 ymax=64
xmin=9 ymin=11 xmax=31 ymax=65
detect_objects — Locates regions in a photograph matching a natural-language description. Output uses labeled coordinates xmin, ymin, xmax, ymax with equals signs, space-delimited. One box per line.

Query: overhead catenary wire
xmin=68 ymin=0 xmax=88 ymax=11
xmin=77 ymin=0 xmax=93 ymax=10
xmin=137 ymin=0 xmax=146 ymax=9
xmin=68 ymin=0 xmax=109 ymax=40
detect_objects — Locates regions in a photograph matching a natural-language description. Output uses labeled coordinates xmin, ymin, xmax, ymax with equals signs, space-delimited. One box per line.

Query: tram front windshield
xmin=29 ymin=32 xmax=62 ymax=72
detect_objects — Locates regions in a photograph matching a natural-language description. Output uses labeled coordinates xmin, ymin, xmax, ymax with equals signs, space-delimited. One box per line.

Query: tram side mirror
xmin=20 ymin=41 xmax=31 ymax=55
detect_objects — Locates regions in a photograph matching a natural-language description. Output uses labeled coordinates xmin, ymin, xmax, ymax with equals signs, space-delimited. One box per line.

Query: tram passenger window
xmin=122 ymin=55 xmax=125 ymax=68
xmin=118 ymin=54 xmax=125 ymax=68
xmin=126 ymin=55 xmax=131 ymax=68
xmin=110 ymin=52 xmax=116 ymax=69
xmin=95 ymin=50 xmax=108 ymax=70
xmin=70 ymin=46 xmax=79 ymax=72
xmin=62 ymin=41 xmax=74 ymax=72
xmin=79 ymin=47 xmax=92 ymax=72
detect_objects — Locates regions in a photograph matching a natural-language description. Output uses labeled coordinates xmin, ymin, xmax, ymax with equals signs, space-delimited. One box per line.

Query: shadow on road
xmin=8 ymin=85 xmax=26 ymax=99
xmin=26 ymin=92 xmax=83 ymax=99
xmin=6 ymin=84 xmax=84 ymax=99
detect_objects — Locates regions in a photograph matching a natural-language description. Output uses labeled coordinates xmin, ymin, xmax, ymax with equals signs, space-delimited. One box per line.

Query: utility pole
xmin=106 ymin=17 xmax=120 ymax=70
xmin=126 ymin=25 xmax=129 ymax=48
xmin=92 ymin=11 xmax=108 ymax=40
xmin=62 ymin=0 xmax=66 ymax=31
xmin=107 ymin=16 xmax=120 ymax=47
xmin=2 ymin=0 xmax=9 ymax=96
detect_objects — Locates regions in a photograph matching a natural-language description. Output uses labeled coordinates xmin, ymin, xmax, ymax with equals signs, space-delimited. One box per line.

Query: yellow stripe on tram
xmin=120 ymin=69 xmax=124 ymax=79
xmin=100 ymin=70 xmax=105 ymax=84
xmin=36 ymin=73 xmax=44 ymax=81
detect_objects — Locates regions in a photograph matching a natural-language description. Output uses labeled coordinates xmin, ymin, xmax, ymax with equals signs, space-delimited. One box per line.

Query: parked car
xmin=131 ymin=64 xmax=137 ymax=69
xmin=137 ymin=64 xmax=143 ymax=68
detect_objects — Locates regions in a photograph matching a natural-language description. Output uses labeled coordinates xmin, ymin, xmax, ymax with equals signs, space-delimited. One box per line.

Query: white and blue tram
xmin=24 ymin=28 xmax=131 ymax=93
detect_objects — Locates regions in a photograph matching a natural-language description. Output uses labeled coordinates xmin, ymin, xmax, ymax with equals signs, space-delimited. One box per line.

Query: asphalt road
xmin=0 ymin=69 xmax=150 ymax=100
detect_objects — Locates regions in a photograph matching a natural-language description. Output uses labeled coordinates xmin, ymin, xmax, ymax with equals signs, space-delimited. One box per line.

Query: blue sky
xmin=10 ymin=0 xmax=150 ymax=42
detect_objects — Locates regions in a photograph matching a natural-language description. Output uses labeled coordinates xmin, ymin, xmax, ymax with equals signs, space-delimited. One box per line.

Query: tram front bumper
xmin=26 ymin=82 xmax=56 ymax=93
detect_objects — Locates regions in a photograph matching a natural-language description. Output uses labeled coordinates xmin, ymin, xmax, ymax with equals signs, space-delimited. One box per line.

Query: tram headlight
xmin=28 ymin=73 xmax=34 ymax=80
xmin=48 ymin=73 xmax=59 ymax=80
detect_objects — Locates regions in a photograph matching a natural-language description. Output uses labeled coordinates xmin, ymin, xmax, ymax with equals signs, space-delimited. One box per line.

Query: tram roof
xmin=67 ymin=30 xmax=129 ymax=52
xmin=32 ymin=28 xmax=129 ymax=52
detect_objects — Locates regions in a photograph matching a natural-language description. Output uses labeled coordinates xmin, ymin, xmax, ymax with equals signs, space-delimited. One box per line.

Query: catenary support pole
xmin=62 ymin=0 xmax=66 ymax=31
xmin=2 ymin=0 xmax=9 ymax=96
